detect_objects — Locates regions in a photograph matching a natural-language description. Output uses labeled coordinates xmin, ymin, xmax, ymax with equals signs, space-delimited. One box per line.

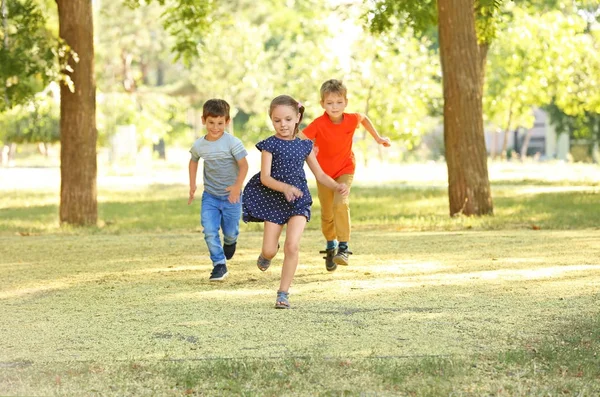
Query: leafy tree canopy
xmin=0 ymin=0 xmax=57 ymax=111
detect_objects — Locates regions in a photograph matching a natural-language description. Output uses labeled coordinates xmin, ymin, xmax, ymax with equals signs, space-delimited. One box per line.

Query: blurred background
xmin=1 ymin=0 xmax=599 ymax=187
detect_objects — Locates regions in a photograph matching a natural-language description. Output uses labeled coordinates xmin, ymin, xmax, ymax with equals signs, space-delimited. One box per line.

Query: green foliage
xmin=545 ymin=103 xmax=600 ymax=143
xmin=124 ymin=0 xmax=215 ymax=65
xmin=96 ymin=1 xmax=177 ymax=92
xmin=97 ymin=92 xmax=191 ymax=147
xmin=485 ymin=4 xmax=600 ymax=143
xmin=0 ymin=83 xmax=59 ymax=144
xmin=347 ymin=25 xmax=442 ymax=147
xmin=0 ymin=0 xmax=57 ymax=111
xmin=366 ymin=0 xmax=505 ymax=43
xmin=367 ymin=0 xmax=437 ymax=36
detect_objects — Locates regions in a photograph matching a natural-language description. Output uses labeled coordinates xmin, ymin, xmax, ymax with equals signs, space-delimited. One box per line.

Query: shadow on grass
xmin=0 ymin=185 xmax=599 ymax=234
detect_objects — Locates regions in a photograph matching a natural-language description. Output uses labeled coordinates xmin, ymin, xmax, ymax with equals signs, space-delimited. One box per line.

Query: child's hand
xmin=188 ymin=185 xmax=197 ymax=205
xmin=336 ymin=183 xmax=349 ymax=197
xmin=377 ymin=137 xmax=391 ymax=147
xmin=226 ymin=185 xmax=242 ymax=204
xmin=283 ymin=184 xmax=303 ymax=202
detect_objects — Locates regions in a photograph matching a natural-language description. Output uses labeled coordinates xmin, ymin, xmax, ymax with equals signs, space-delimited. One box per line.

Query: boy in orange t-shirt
xmin=301 ymin=79 xmax=391 ymax=271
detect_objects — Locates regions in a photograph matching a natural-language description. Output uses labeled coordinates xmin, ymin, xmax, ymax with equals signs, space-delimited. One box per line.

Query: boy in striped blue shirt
xmin=188 ymin=99 xmax=249 ymax=281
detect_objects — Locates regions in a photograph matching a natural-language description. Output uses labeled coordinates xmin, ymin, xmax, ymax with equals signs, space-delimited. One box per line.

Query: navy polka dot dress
xmin=243 ymin=136 xmax=314 ymax=225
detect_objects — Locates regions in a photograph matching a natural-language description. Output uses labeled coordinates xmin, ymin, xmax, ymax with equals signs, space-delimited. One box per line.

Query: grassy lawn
xmin=1 ymin=164 xmax=599 ymax=395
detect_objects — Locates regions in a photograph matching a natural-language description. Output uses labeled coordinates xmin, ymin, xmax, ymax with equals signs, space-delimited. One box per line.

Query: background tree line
xmin=1 ymin=0 xmax=598 ymax=224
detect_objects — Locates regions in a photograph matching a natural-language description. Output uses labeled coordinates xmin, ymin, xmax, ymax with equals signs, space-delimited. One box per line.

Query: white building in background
xmin=484 ymin=108 xmax=570 ymax=160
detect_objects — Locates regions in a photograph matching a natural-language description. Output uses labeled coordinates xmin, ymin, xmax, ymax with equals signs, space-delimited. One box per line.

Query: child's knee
xmin=262 ymin=245 xmax=279 ymax=259
xmin=283 ymin=241 xmax=300 ymax=256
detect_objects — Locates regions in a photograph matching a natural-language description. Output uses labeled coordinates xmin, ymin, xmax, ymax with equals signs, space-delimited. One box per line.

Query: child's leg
xmin=333 ymin=174 xmax=354 ymax=244
xmin=278 ymin=215 xmax=307 ymax=293
xmin=201 ymin=192 xmax=225 ymax=265
xmin=262 ymin=221 xmax=283 ymax=260
xmin=316 ymin=181 xmax=336 ymax=243
xmin=221 ymin=201 xmax=242 ymax=244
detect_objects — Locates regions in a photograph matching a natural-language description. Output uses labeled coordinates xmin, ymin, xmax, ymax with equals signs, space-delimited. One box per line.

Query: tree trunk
xmin=57 ymin=0 xmax=97 ymax=226
xmin=501 ymin=103 xmax=514 ymax=159
xmin=520 ymin=128 xmax=532 ymax=160
xmin=438 ymin=0 xmax=493 ymax=216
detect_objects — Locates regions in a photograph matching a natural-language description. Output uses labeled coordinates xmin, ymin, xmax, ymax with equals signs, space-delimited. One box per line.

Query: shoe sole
xmin=333 ymin=256 xmax=348 ymax=266
xmin=209 ymin=272 xmax=229 ymax=281
xmin=326 ymin=263 xmax=337 ymax=272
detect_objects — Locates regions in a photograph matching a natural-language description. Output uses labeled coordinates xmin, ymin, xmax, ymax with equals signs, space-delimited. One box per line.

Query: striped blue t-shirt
xmin=189 ymin=132 xmax=248 ymax=197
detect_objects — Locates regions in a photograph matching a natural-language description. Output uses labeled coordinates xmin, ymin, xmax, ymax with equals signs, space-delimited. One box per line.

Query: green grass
xmin=1 ymin=174 xmax=600 ymax=395
xmin=1 ymin=182 xmax=599 ymax=234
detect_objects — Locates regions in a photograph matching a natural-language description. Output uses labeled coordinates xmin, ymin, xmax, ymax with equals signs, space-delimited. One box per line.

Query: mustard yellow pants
xmin=316 ymin=174 xmax=354 ymax=242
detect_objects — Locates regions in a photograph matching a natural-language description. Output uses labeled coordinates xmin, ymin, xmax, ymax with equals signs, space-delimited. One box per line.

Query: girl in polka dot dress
xmin=243 ymin=95 xmax=348 ymax=309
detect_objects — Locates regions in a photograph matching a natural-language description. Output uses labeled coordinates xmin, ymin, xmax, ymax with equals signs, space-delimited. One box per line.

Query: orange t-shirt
xmin=303 ymin=112 xmax=363 ymax=179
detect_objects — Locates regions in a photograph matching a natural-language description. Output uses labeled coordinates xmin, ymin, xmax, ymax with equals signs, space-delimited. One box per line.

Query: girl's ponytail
xmin=295 ymin=103 xmax=305 ymax=136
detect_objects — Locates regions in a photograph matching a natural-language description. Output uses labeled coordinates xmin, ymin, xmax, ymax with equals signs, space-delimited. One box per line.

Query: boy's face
xmin=321 ymin=92 xmax=348 ymax=121
xmin=202 ymin=115 xmax=229 ymax=141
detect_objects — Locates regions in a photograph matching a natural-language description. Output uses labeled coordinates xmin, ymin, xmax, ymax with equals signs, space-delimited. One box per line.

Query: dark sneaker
xmin=209 ymin=264 xmax=228 ymax=281
xmin=333 ymin=247 xmax=352 ymax=266
xmin=320 ymin=248 xmax=337 ymax=272
xmin=223 ymin=242 xmax=236 ymax=260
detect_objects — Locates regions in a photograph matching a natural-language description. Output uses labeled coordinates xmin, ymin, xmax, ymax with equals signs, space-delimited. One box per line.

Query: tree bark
xmin=437 ymin=0 xmax=493 ymax=216
xmin=57 ymin=0 xmax=97 ymax=226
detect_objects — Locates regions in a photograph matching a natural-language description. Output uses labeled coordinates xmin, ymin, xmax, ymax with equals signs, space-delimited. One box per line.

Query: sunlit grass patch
xmin=1 ymin=228 xmax=599 ymax=394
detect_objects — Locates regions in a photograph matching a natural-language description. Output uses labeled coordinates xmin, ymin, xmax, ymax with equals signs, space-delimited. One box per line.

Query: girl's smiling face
xmin=270 ymin=105 xmax=300 ymax=140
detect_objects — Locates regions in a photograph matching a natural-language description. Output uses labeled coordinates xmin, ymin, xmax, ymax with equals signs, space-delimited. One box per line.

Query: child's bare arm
xmin=188 ymin=159 xmax=199 ymax=205
xmin=259 ymin=151 xmax=303 ymax=202
xmin=226 ymin=157 xmax=249 ymax=204
xmin=297 ymin=131 xmax=309 ymax=140
xmin=306 ymin=150 xmax=348 ymax=196
xmin=360 ymin=114 xmax=391 ymax=147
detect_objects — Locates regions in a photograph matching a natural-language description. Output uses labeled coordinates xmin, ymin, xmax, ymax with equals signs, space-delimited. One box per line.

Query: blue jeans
xmin=201 ymin=191 xmax=242 ymax=266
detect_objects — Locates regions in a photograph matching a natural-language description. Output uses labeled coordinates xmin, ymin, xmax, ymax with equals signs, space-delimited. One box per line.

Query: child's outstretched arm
xmin=226 ymin=157 xmax=249 ymax=204
xmin=188 ymin=159 xmax=199 ymax=205
xmin=259 ymin=151 xmax=303 ymax=202
xmin=360 ymin=114 xmax=391 ymax=147
xmin=306 ymin=150 xmax=349 ymax=196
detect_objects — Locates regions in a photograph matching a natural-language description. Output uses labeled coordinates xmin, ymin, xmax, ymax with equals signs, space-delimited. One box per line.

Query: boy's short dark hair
xmin=202 ymin=99 xmax=230 ymax=121
xmin=320 ymin=79 xmax=347 ymax=101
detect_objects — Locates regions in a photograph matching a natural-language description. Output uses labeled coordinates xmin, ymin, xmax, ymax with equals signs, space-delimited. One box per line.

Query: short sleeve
xmin=256 ymin=137 xmax=275 ymax=153
xmin=230 ymin=136 xmax=248 ymax=161
xmin=302 ymin=121 xmax=317 ymax=140
xmin=352 ymin=113 xmax=364 ymax=127
xmin=302 ymin=139 xmax=314 ymax=157
xmin=189 ymin=143 xmax=200 ymax=162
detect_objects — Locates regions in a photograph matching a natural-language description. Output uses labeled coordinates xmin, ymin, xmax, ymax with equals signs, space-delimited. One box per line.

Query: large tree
xmin=368 ymin=0 xmax=497 ymax=216
xmin=54 ymin=0 xmax=214 ymax=226
xmin=56 ymin=0 xmax=97 ymax=225
xmin=438 ymin=0 xmax=493 ymax=215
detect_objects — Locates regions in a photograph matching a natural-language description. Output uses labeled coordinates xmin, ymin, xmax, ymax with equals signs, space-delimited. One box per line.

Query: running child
xmin=301 ymin=79 xmax=391 ymax=271
xmin=242 ymin=94 xmax=348 ymax=309
xmin=188 ymin=98 xmax=249 ymax=281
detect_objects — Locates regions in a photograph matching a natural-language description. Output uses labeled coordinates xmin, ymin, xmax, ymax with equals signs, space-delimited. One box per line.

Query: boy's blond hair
xmin=320 ymin=79 xmax=347 ymax=101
